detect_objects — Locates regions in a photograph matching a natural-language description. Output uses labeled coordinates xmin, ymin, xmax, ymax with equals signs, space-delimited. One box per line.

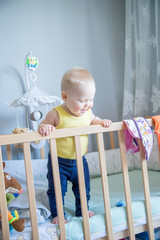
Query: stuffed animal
xmin=12 ymin=127 xmax=40 ymax=146
xmin=12 ymin=128 xmax=28 ymax=134
xmin=12 ymin=128 xmax=28 ymax=148
xmin=0 ymin=162 xmax=25 ymax=232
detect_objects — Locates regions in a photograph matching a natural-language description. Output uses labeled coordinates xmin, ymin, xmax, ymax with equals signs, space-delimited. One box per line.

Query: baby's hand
xmin=38 ymin=124 xmax=55 ymax=136
xmin=101 ymin=119 xmax=112 ymax=128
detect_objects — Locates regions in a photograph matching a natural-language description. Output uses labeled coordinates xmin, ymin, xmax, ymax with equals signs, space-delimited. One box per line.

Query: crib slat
xmin=40 ymin=147 xmax=45 ymax=159
xmin=74 ymin=135 xmax=91 ymax=240
xmin=139 ymin=140 xmax=154 ymax=239
xmin=118 ymin=130 xmax=135 ymax=239
xmin=97 ymin=133 xmax=113 ymax=239
xmin=6 ymin=145 xmax=12 ymax=160
xmin=49 ymin=139 xmax=66 ymax=240
xmin=23 ymin=142 xmax=39 ymax=239
xmin=0 ymin=146 xmax=10 ymax=240
xmin=109 ymin=132 xmax=115 ymax=149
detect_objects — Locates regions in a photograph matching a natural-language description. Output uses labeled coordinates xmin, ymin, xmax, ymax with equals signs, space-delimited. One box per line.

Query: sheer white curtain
xmin=122 ymin=0 xmax=160 ymax=119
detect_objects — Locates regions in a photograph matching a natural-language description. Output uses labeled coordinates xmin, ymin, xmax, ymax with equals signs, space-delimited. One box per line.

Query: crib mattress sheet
xmin=2 ymin=160 xmax=160 ymax=240
xmin=64 ymin=170 xmax=160 ymax=239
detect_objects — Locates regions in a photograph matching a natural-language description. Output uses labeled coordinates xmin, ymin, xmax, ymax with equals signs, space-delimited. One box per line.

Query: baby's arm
xmin=38 ymin=109 xmax=59 ymax=136
xmin=91 ymin=112 xmax=112 ymax=128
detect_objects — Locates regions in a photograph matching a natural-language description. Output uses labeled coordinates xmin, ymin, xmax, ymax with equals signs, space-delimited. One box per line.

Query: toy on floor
xmin=115 ymin=200 xmax=125 ymax=207
xmin=0 ymin=162 xmax=25 ymax=232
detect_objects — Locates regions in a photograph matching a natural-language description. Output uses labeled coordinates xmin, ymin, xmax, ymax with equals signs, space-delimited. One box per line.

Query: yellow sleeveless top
xmin=54 ymin=105 xmax=92 ymax=159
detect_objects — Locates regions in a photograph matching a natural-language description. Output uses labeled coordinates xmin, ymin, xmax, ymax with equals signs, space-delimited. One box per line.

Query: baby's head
xmin=61 ymin=68 xmax=96 ymax=116
xmin=61 ymin=68 xmax=95 ymax=93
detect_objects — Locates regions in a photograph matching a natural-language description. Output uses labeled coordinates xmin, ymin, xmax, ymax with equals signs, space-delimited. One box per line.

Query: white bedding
xmin=8 ymin=189 xmax=51 ymax=226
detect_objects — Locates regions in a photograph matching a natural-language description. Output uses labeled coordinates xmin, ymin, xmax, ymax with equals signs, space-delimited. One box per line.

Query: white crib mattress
xmin=2 ymin=160 xmax=160 ymax=240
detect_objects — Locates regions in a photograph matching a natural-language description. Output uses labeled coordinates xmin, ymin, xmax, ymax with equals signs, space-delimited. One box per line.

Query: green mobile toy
xmin=26 ymin=56 xmax=39 ymax=70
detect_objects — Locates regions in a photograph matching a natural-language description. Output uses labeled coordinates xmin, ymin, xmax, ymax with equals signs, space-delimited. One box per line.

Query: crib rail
xmin=0 ymin=120 xmax=135 ymax=146
xmin=0 ymin=119 xmax=156 ymax=240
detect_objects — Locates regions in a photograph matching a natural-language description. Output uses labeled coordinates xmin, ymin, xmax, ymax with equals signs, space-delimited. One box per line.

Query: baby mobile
xmin=7 ymin=51 xmax=62 ymax=149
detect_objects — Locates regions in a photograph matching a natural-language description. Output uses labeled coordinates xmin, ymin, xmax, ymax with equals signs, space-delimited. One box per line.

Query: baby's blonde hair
xmin=61 ymin=68 xmax=95 ymax=92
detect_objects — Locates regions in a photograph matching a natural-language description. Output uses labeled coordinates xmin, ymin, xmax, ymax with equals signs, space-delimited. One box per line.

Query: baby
xmin=38 ymin=68 xmax=112 ymax=224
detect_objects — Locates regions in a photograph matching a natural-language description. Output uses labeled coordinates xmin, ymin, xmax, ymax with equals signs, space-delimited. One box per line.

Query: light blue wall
xmin=0 ymin=0 xmax=125 ymax=157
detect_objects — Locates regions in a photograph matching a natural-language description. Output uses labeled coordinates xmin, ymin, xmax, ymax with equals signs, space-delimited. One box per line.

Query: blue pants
xmin=47 ymin=153 xmax=90 ymax=218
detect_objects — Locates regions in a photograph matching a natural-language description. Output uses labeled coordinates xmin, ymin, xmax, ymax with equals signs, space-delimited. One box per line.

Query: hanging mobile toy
xmin=25 ymin=54 xmax=39 ymax=82
xmin=24 ymin=51 xmax=45 ymax=148
xmin=7 ymin=51 xmax=62 ymax=149
xmin=24 ymin=52 xmax=43 ymax=126
xmin=26 ymin=56 xmax=39 ymax=70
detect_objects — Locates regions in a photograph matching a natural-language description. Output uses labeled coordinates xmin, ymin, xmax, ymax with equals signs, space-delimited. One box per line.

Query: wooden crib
xmin=0 ymin=119 xmax=158 ymax=240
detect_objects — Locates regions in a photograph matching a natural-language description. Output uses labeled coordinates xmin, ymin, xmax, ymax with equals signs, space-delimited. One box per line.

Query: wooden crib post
xmin=118 ymin=130 xmax=135 ymax=239
xmin=23 ymin=142 xmax=39 ymax=240
xmin=0 ymin=146 xmax=10 ymax=240
xmin=49 ymin=138 xmax=66 ymax=240
xmin=139 ymin=140 xmax=154 ymax=239
xmin=97 ymin=132 xmax=113 ymax=239
xmin=74 ymin=135 xmax=91 ymax=240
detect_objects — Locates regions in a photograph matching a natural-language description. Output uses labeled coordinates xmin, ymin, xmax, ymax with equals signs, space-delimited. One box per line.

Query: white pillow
xmin=133 ymin=132 xmax=160 ymax=170
xmin=86 ymin=148 xmax=135 ymax=178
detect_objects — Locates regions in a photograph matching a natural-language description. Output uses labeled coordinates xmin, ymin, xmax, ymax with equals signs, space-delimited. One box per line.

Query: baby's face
xmin=65 ymin=82 xmax=95 ymax=117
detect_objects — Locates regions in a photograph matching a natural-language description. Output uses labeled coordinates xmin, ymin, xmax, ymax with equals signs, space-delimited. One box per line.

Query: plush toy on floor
xmin=0 ymin=162 xmax=25 ymax=232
